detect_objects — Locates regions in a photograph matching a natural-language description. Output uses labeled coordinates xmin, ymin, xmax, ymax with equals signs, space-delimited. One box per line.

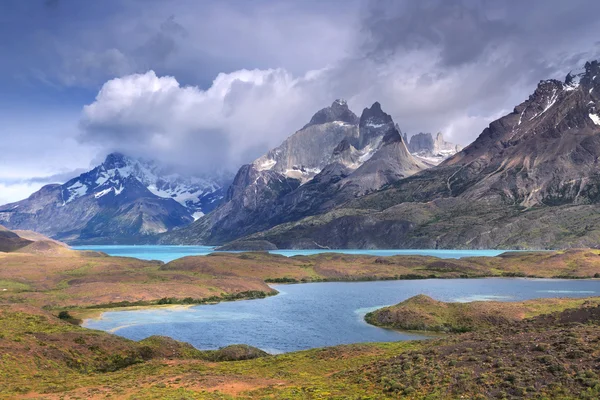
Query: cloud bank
xmin=79 ymin=69 xmax=331 ymax=173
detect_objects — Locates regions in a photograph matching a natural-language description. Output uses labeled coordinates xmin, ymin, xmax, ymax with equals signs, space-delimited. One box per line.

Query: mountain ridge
xmin=160 ymin=100 xmax=426 ymax=245
xmin=0 ymin=153 xmax=232 ymax=243
xmin=220 ymin=60 xmax=600 ymax=250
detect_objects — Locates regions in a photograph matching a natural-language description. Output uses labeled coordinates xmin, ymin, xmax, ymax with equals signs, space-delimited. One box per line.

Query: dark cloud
xmin=134 ymin=15 xmax=188 ymax=69
xmin=341 ymin=0 xmax=600 ymax=142
xmin=362 ymin=0 xmax=514 ymax=66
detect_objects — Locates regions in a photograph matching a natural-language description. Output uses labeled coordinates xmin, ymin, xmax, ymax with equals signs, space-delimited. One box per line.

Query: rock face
xmin=0 ymin=154 xmax=232 ymax=243
xmin=230 ymin=60 xmax=600 ymax=250
xmin=408 ymin=132 xmax=463 ymax=165
xmin=162 ymin=101 xmax=425 ymax=245
xmin=252 ymin=99 xmax=360 ymax=184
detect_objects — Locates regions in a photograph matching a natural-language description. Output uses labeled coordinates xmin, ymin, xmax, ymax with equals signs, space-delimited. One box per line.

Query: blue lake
xmin=84 ymin=278 xmax=600 ymax=353
xmin=72 ymin=245 xmax=510 ymax=263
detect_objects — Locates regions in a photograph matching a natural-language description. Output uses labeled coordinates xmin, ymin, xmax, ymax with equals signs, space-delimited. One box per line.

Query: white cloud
xmin=79 ymin=69 xmax=331 ymax=172
xmin=0 ymin=182 xmax=46 ymax=205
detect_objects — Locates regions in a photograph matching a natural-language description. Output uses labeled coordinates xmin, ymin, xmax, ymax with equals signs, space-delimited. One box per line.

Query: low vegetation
xmin=3 ymin=298 xmax=600 ymax=398
xmin=3 ymin=245 xmax=600 ymax=312
xmin=356 ymin=305 xmax=600 ymax=399
xmin=365 ymin=294 xmax=600 ymax=332
xmin=2 ymin=228 xmax=600 ymax=398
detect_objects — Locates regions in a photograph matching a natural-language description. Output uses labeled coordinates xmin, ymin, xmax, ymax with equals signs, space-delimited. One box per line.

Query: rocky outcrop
xmin=252 ymin=99 xmax=359 ymax=183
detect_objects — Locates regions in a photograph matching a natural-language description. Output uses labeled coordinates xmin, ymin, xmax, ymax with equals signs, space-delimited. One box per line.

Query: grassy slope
xmin=1 ymin=248 xmax=600 ymax=398
xmin=365 ymin=294 xmax=600 ymax=332
xmin=3 ymin=301 xmax=600 ymax=398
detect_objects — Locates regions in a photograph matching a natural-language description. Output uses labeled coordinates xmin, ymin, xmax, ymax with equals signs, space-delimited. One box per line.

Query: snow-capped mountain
xmin=0 ymin=153 xmax=232 ymax=243
xmin=63 ymin=153 xmax=229 ymax=219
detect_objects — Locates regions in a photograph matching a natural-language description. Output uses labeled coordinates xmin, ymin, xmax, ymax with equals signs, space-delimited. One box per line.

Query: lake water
xmin=84 ymin=278 xmax=600 ymax=353
xmin=72 ymin=245 xmax=510 ymax=263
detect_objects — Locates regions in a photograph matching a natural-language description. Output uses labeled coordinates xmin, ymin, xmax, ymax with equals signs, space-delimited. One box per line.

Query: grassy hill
xmin=365 ymin=294 xmax=600 ymax=332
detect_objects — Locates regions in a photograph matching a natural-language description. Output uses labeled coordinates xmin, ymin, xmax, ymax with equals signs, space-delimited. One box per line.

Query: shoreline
xmin=79 ymin=278 xmax=600 ymax=349
xmin=74 ymin=289 xmax=279 ymax=325
xmin=76 ymin=275 xmax=600 ymax=325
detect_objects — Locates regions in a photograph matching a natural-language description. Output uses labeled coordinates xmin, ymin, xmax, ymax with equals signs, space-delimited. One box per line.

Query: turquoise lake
xmin=84 ymin=278 xmax=600 ymax=353
xmin=72 ymin=245 xmax=510 ymax=263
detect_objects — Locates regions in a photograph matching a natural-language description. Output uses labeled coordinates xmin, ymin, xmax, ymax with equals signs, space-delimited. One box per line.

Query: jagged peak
xmin=102 ymin=152 xmax=131 ymax=170
xmin=584 ymin=60 xmax=600 ymax=75
xmin=303 ymin=99 xmax=359 ymax=128
xmin=359 ymin=102 xmax=393 ymax=127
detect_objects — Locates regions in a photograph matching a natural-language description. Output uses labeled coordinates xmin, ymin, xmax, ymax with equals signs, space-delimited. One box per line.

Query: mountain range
xmin=159 ymin=100 xmax=430 ymax=246
xmin=11 ymin=60 xmax=598 ymax=250
xmin=0 ymin=154 xmax=231 ymax=244
xmin=222 ymin=60 xmax=600 ymax=250
xmin=0 ymin=99 xmax=461 ymax=245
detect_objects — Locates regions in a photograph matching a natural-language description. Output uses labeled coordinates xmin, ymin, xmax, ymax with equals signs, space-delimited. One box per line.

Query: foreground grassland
xmin=3 ymin=300 xmax=600 ymax=399
xmin=1 ymin=248 xmax=600 ymax=398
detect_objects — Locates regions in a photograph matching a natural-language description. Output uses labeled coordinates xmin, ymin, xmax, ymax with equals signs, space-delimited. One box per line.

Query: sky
xmin=1 ymin=0 xmax=600 ymax=204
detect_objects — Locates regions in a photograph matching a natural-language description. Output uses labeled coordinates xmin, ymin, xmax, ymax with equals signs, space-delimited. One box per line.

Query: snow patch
xmin=65 ymin=181 xmax=88 ymax=204
xmin=589 ymin=113 xmax=600 ymax=126
xmin=192 ymin=211 xmax=204 ymax=220
xmin=94 ymin=188 xmax=113 ymax=198
xmin=256 ymin=158 xmax=276 ymax=171
xmin=365 ymin=122 xmax=386 ymax=128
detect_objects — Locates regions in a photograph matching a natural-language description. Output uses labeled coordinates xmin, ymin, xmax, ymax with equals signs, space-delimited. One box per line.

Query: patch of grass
xmin=0 ymin=279 xmax=31 ymax=292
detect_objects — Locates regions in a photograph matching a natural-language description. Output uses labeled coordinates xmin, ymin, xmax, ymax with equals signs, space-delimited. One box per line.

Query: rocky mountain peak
xmin=381 ymin=127 xmax=404 ymax=146
xmin=304 ymin=99 xmax=359 ymax=128
xmin=359 ymin=102 xmax=393 ymax=127
xmin=357 ymin=102 xmax=395 ymax=149
xmin=101 ymin=152 xmax=131 ymax=170
xmin=441 ymin=59 xmax=600 ymax=207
